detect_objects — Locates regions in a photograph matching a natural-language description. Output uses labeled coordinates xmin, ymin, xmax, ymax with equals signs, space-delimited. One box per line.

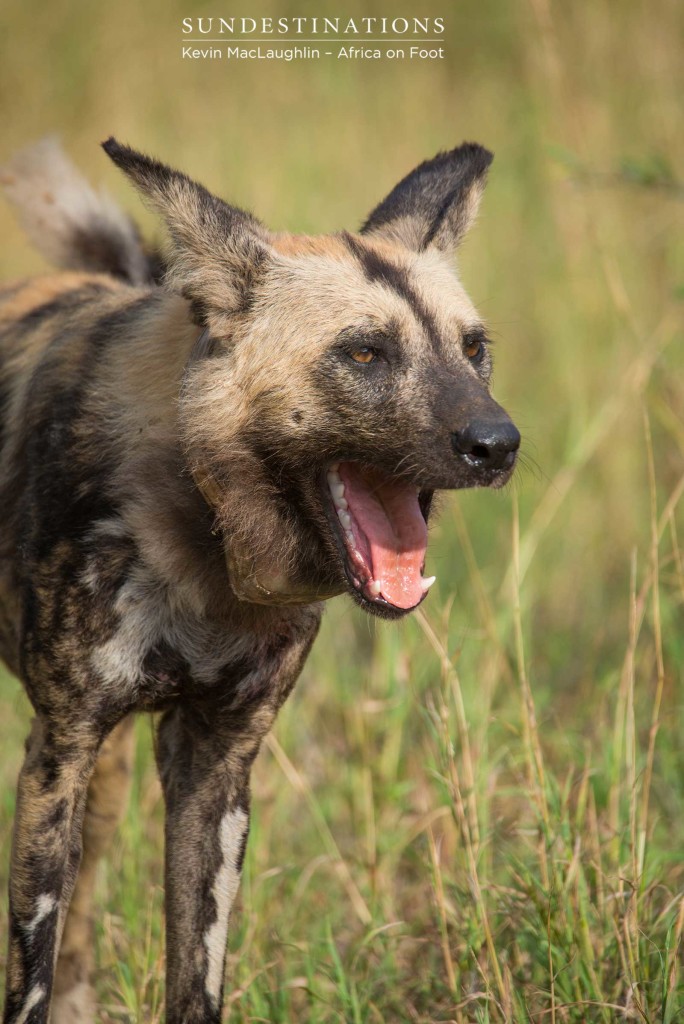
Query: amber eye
xmin=351 ymin=347 xmax=376 ymax=364
xmin=464 ymin=336 xmax=486 ymax=363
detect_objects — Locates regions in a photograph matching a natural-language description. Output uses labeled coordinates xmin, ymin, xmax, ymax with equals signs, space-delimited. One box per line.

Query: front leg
xmin=156 ymin=606 xmax=321 ymax=1023
xmin=3 ymin=718 xmax=101 ymax=1024
xmin=156 ymin=706 xmax=259 ymax=1024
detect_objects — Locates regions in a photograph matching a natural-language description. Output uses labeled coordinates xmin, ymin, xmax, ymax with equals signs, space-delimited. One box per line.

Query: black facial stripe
xmin=342 ymin=232 xmax=444 ymax=352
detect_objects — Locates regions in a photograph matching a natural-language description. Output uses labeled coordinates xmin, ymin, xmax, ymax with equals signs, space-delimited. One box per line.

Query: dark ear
xmin=360 ymin=142 xmax=493 ymax=254
xmin=102 ymin=138 xmax=271 ymax=328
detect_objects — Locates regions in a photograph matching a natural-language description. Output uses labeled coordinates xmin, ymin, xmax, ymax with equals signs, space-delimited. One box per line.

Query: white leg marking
xmin=14 ymin=984 xmax=46 ymax=1024
xmin=203 ymin=806 xmax=249 ymax=1006
xmin=24 ymin=893 xmax=57 ymax=937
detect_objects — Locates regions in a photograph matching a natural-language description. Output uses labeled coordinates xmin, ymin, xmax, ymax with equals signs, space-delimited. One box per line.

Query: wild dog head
xmin=104 ymin=139 xmax=520 ymax=619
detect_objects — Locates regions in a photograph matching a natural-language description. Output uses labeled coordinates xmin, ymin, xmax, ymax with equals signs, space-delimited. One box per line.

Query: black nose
xmin=452 ymin=419 xmax=521 ymax=471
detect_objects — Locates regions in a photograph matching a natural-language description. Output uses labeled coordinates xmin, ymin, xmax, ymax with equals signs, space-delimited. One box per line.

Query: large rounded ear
xmin=360 ymin=142 xmax=493 ymax=254
xmin=102 ymin=138 xmax=272 ymax=330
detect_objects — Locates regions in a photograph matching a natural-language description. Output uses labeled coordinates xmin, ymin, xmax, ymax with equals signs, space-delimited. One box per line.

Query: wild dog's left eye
xmin=351 ymin=347 xmax=376 ymax=364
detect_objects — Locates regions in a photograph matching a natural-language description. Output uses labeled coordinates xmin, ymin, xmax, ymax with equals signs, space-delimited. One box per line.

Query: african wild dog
xmin=0 ymin=136 xmax=519 ymax=1023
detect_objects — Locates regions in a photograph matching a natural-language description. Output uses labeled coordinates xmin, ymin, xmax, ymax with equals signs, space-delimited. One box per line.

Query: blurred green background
xmin=0 ymin=0 xmax=682 ymax=1020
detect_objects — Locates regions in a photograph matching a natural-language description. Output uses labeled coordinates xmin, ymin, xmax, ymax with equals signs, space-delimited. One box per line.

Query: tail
xmin=0 ymin=136 xmax=163 ymax=286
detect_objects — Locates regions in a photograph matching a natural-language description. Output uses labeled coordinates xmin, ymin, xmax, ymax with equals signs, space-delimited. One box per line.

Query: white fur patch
xmin=203 ymin=806 xmax=249 ymax=1006
xmin=90 ymin=562 xmax=252 ymax=691
xmin=24 ymin=892 xmax=57 ymax=938
xmin=90 ymin=570 xmax=169 ymax=689
xmin=14 ymin=984 xmax=45 ymax=1024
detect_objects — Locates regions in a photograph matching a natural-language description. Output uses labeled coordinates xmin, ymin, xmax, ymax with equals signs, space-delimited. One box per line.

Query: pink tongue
xmin=338 ymin=462 xmax=428 ymax=610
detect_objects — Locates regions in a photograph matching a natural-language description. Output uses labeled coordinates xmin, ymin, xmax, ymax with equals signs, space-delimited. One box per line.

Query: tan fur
xmin=270 ymin=232 xmax=350 ymax=258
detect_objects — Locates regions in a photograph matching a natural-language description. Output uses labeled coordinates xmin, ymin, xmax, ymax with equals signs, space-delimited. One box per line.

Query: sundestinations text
xmin=181 ymin=16 xmax=445 ymax=35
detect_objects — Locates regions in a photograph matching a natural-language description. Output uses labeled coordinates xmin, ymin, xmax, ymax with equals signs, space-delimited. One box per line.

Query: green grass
xmin=0 ymin=0 xmax=683 ymax=1020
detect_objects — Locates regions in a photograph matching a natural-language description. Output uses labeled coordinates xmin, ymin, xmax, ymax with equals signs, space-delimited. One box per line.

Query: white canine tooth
xmin=369 ymin=581 xmax=382 ymax=596
xmin=327 ymin=471 xmax=341 ymax=487
xmin=331 ymin=482 xmax=345 ymax=500
xmin=338 ymin=510 xmax=351 ymax=529
xmin=335 ymin=497 xmax=348 ymax=511
xmin=421 ymin=575 xmax=437 ymax=592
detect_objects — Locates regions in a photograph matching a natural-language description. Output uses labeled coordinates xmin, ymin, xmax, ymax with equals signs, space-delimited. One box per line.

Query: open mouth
xmin=325 ymin=461 xmax=435 ymax=614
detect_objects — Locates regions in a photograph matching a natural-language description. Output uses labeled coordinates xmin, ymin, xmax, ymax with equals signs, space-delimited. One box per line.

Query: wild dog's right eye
xmin=350 ymin=347 xmax=376 ymax=364
xmin=335 ymin=325 xmax=395 ymax=369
